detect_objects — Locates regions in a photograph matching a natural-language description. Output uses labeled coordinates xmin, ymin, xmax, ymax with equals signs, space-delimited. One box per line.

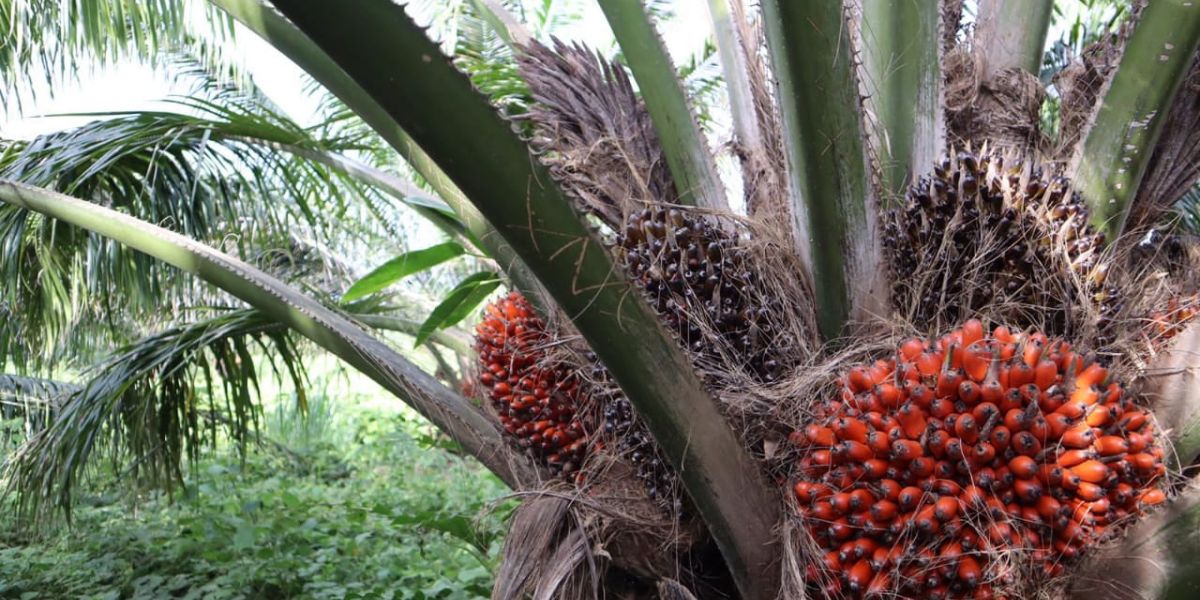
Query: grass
xmin=0 ymin=371 xmax=511 ymax=600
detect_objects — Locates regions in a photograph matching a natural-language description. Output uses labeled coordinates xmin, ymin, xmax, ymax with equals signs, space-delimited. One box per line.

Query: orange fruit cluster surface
xmin=790 ymin=320 xmax=1166 ymax=599
xmin=475 ymin=292 xmax=588 ymax=474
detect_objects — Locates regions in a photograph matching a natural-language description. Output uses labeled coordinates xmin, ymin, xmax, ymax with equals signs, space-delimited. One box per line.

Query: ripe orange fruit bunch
xmin=1149 ymin=293 xmax=1200 ymax=341
xmin=789 ymin=319 xmax=1167 ymax=599
xmin=475 ymin=291 xmax=588 ymax=474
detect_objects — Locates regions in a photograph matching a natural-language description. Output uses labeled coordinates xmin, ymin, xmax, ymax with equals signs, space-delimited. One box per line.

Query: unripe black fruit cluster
xmin=617 ymin=207 xmax=790 ymax=382
xmin=606 ymin=208 xmax=794 ymax=505
xmin=884 ymin=152 xmax=1119 ymax=346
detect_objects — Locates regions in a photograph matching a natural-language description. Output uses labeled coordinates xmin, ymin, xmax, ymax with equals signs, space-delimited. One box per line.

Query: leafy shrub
xmin=0 ymin=394 xmax=510 ymax=600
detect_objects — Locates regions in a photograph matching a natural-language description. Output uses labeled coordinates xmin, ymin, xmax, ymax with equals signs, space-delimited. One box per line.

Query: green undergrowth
xmin=0 ymin=390 xmax=511 ymax=600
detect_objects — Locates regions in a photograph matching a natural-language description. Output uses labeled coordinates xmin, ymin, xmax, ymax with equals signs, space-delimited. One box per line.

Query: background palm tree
xmin=1 ymin=1 xmax=1200 ymax=599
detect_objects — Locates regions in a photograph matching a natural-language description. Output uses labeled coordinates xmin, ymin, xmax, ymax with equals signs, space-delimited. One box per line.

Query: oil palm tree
xmin=2 ymin=1 xmax=1200 ymax=599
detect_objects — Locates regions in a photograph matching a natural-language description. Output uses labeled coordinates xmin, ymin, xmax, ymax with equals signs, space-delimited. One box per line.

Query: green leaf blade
xmin=414 ymin=273 xmax=501 ymax=347
xmin=343 ymin=241 xmax=466 ymax=302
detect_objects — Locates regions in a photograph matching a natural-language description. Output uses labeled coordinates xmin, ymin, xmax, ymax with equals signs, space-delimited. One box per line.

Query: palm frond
xmin=0 ymin=373 xmax=78 ymax=429
xmin=0 ymin=177 xmax=539 ymax=503
xmin=761 ymin=0 xmax=879 ymax=338
xmin=0 ymin=94 xmax=426 ymax=369
xmin=0 ymin=0 xmax=238 ymax=107
xmin=244 ymin=234 xmax=357 ymax=295
xmin=4 ymin=307 xmax=304 ymax=520
xmin=677 ymin=38 xmax=725 ymax=131
xmin=455 ymin=4 xmax=533 ymax=119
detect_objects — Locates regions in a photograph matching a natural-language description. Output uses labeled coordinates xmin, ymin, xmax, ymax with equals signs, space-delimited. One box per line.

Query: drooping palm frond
xmin=0 ymin=0 xmax=238 ymax=107
xmin=0 ymin=178 xmax=539 ymax=509
xmin=212 ymin=0 xmax=551 ymax=310
xmin=0 ymin=373 xmax=78 ymax=429
xmin=1 ymin=285 xmax=480 ymax=520
xmin=244 ymin=234 xmax=358 ymax=295
xmin=405 ymin=0 xmax=537 ymax=121
xmin=455 ymin=4 xmax=533 ymax=119
xmin=4 ymin=307 xmax=304 ymax=519
xmin=0 ymin=94 xmax=436 ymax=370
xmin=677 ymin=38 xmax=725 ymax=131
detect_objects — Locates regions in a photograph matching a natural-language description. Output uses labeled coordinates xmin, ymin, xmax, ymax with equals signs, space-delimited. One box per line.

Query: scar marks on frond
xmin=524 ymin=176 xmax=541 ymax=255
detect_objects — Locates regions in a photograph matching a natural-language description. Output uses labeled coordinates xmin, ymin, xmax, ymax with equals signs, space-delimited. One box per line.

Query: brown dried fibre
xmin=944 ymin=48 xmax=1046 ymax=153
xmin=1051 ymin=32 xmax=1126 ymax=162
xmin=729 ymin=0 xmax=789 ymax=220
xmin=941 ymin=0 xmax=965 ymax=57
xmin=1052 ymin=1 xmax=1146 ymax=165
xmin=516 ymin=38 xmax=674 ymax=229
xmin=490 ymin=459 xmax=712 ymax=600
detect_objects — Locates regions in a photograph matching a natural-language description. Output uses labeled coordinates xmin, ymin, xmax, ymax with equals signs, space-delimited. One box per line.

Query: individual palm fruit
xmin=790 ymin=319 xmax=1166 ymax=599
xmin=474 ymin=292 xmax=588 ymax=474
xmin=617 ymin=207 xmax=790 ymax=383
xmin=884 ymin=152 xmax=1118 ymax=345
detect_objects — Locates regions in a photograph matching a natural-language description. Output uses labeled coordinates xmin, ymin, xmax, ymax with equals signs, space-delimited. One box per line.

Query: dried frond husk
xmin=492 ymin=458 xmax=710 ymax=600
xmin=1052 ymin=29 xmax=1128 ymax=161
xmin=492 ymin=492 xmax=598 ymax=600
xmin=944 ymin=51 xmax=1046 ymax=153
xmin=729 ymin=0 xmax=789 ymax=221
xmin=941 ymin=0 xmax=965 ymax=57
xmin=516 ymin=38 xmax=675 ymax=229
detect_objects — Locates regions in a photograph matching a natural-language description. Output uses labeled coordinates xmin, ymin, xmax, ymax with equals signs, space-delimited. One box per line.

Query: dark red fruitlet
xmin=791 ymin=320 xmax=1166 ymax=599
xmin=475 ymin=292 xmax=588 ymax=474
